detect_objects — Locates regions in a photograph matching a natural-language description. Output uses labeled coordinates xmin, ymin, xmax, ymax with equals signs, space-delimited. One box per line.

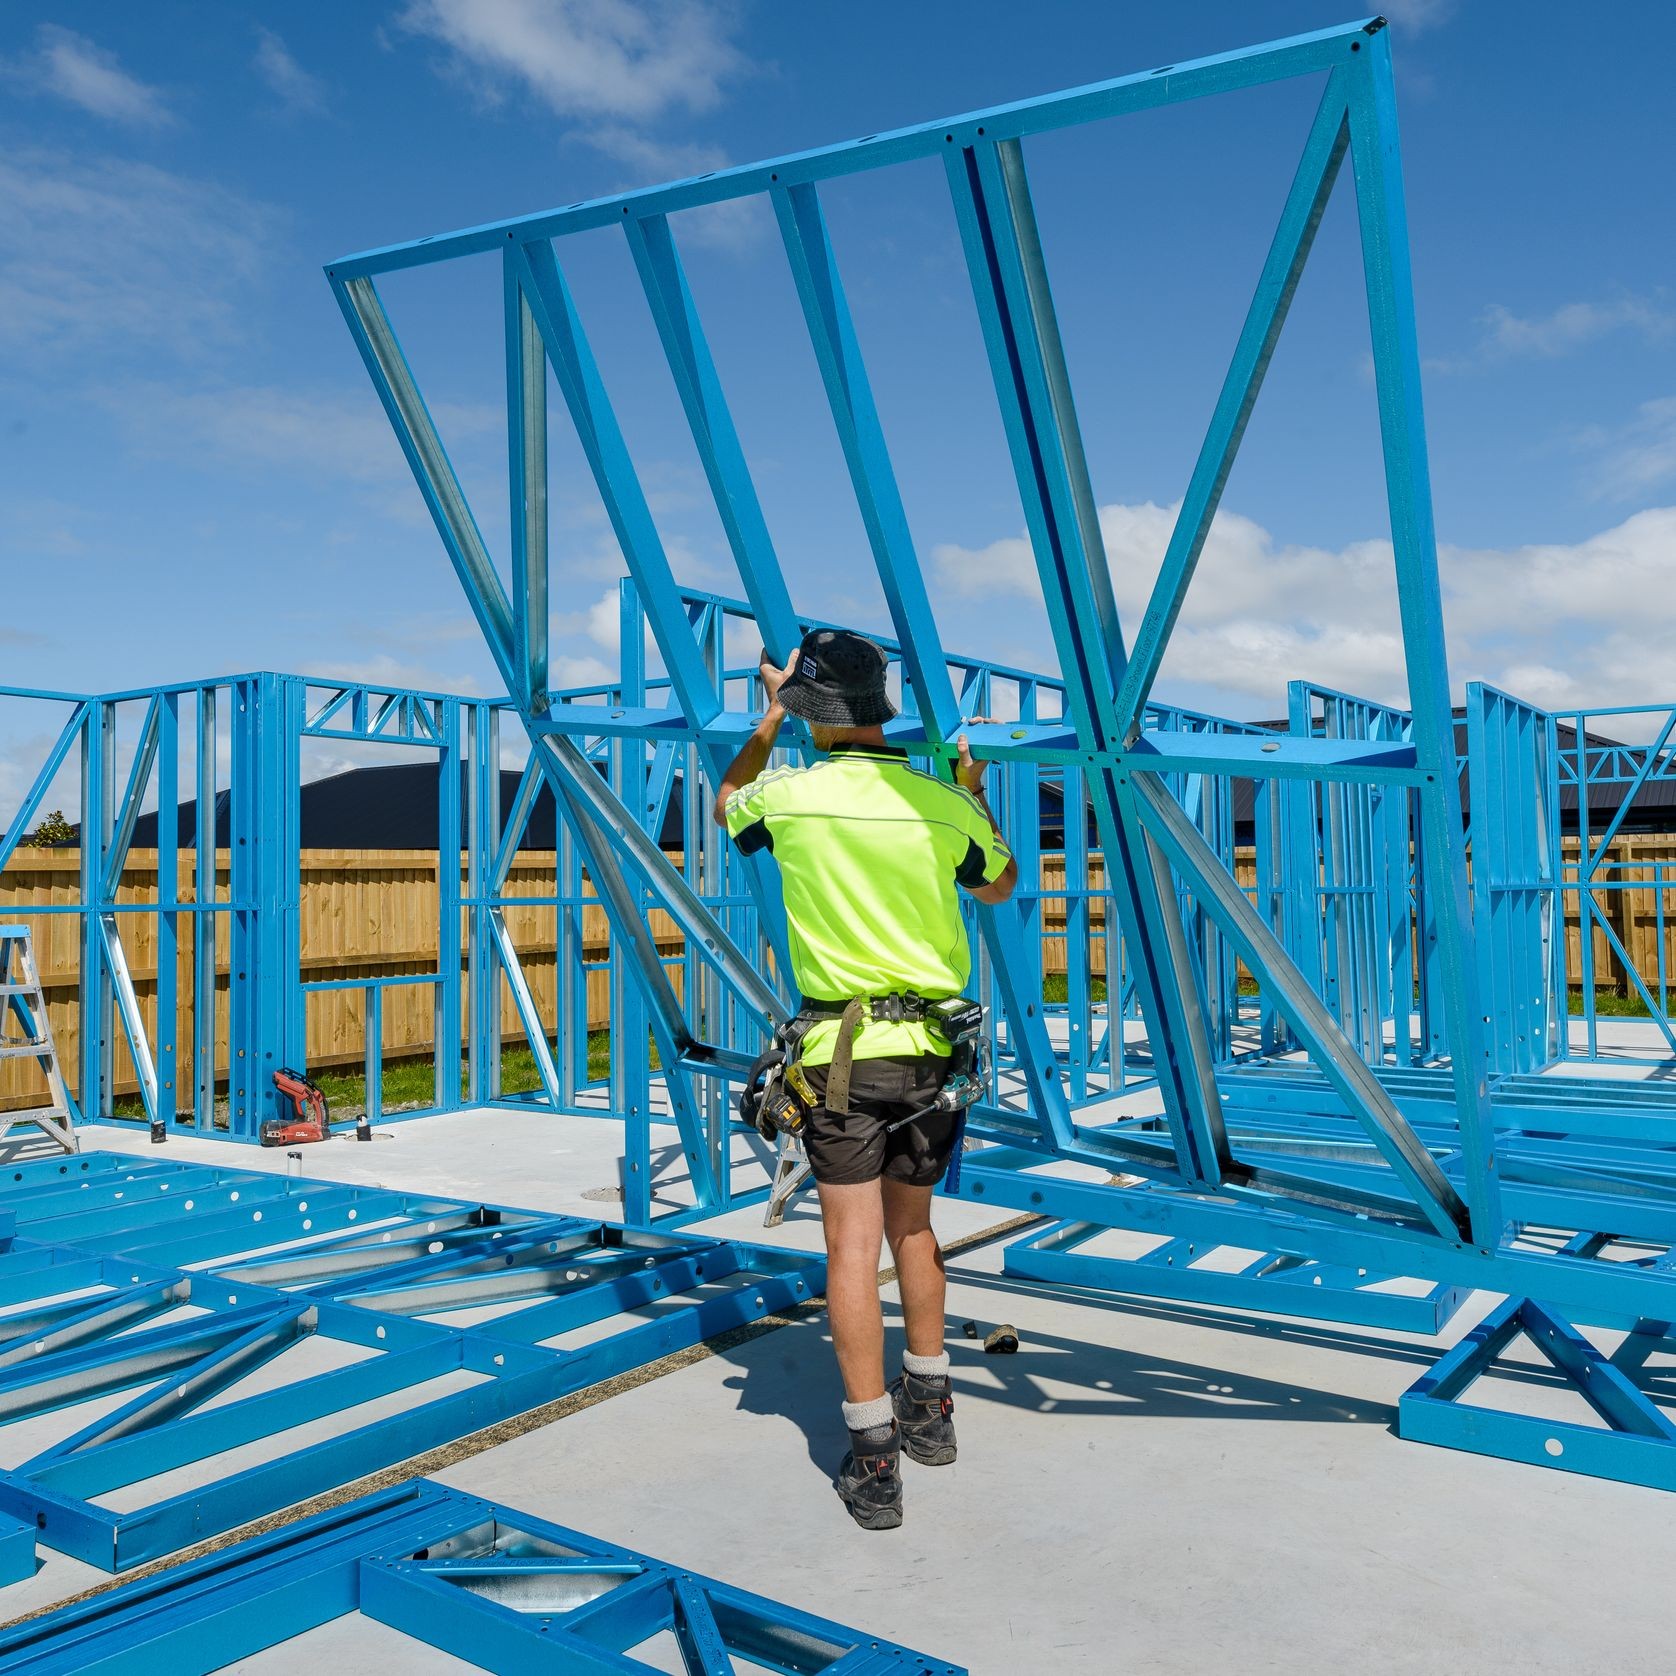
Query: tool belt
xmin=737 ymin=991 xmax=989 ymax=1187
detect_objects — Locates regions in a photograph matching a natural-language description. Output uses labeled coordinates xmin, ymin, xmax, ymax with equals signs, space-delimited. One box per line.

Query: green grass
xmin=111 ymin=980 xmax=1664 ymax=1121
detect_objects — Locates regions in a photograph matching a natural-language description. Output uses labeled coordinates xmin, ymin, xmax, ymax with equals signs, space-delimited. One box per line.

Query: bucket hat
xmin=774 ymin=628 xmax=898 ymax=728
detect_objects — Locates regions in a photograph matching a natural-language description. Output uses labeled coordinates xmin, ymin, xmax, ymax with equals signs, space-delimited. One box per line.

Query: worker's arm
xmin=956 ymin=726 xmax=1019 ymax=905
xmin=712 ymin=651 xmax=796 ymax=826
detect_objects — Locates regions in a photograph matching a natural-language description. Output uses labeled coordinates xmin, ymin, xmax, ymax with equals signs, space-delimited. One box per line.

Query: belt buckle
xmin=877 ymin=993 xmax=905 ymax=1024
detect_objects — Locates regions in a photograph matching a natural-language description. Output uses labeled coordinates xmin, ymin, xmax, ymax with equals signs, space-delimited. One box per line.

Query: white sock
xmin=903 ymin=1349 xmax=950 ymax=1381
xmin=842 ymin=1394 xmax=894 ymax=1435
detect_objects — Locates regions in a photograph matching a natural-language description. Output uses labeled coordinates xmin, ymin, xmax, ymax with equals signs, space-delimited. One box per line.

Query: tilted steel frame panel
xmin=317 ymin=17 xmax=1676 ymax=1479
xmin=327 ymin=17 xmax=1506 ymax=1247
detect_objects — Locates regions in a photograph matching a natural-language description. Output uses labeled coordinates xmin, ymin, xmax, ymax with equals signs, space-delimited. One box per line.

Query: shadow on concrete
xmin=945 ymin=1266 xmax=1449 ymax=1375
xmin=715 ymin=1271 xmax=1421 ymax=1491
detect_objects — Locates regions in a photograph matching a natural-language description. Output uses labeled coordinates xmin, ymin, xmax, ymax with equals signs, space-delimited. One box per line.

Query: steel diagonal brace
xmin=1130 ymin=769 xmax=1474 ymax=1243
xmin=0 ymin=702 xmax=88 ymax=876
xmin=772 ymin=179 xmax=962 ymax=740
xmin=332 ymin=273 xmax=780 ymax=1032
xmin=943 ymin=130 xmax=1233 ymax=1187
xmin=1111 ymin=74 xmax=1351 ymax=740
xmin=0 ymin=1278 xmax=191 ymax=1369
xmin=623 ymin=213 xmax=801 ymax=666
xmin=21 ymin=1302 xmax=316 ymax=1470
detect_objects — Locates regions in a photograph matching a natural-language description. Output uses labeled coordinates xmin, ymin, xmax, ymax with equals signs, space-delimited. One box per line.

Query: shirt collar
xmin=827 ymin=742 xmax=909 ymax=761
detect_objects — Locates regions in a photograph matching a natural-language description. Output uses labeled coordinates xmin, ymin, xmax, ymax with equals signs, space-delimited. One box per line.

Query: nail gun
xmin=261 ymin=1067 xmax=330 ymax=1146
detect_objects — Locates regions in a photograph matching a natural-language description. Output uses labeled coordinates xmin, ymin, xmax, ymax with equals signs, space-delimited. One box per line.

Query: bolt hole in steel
xmin=1545 ymin=1438 xmax=1564 ymax=1457
xmin=428 ymin=1241 xmax=444 ymax=1254
xmin=302 ymin=1219 xmax=312 ymax=1231
xmin=376 ymin=1326 xmax=386 ymax=1339
xmin=184 ymin=1199 xmax=194 ymax=1210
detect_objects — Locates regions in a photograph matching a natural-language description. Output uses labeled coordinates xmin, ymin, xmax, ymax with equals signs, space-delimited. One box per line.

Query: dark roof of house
xmin=26 ymin=714 xmax=1676 ymax=853
xmin=127 ymin=762 xmax=685 ymax=852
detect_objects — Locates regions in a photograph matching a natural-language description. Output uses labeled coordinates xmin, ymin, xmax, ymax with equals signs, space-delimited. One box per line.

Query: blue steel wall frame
xmin=0 ymin=1479 xmax=964 ymax=1674
xmin=323 ymin=15 xmax=1676 ymax=1496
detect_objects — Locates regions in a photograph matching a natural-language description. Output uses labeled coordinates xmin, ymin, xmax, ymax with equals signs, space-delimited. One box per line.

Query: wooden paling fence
xmin=3 ymin=837 xmax=1673 ymax=1109
xmin=0 ymin=849 xmax=680 ymax=1113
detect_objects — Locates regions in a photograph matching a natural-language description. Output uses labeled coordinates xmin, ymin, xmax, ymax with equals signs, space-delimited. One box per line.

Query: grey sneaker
xmin=835 ymin=1423 xmax=903 ymax=1530
xmin=891 ymin=1370 xmax=957 ymax=1465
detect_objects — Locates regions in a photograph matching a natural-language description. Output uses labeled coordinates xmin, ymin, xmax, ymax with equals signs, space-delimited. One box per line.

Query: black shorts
xmin=799 ymin=1053 xmax=959 ymax=1187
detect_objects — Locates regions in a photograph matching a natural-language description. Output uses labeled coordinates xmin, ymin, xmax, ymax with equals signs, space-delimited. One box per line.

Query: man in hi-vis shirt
xmin=715 ymin=627 xmax=1016 ymax=1529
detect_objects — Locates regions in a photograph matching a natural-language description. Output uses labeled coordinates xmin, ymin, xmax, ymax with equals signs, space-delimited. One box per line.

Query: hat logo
xmin=800 ymin=655 xmax=818 ymax=679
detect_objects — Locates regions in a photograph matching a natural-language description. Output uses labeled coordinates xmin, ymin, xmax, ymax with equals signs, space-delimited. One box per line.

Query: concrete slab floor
xmin=6 ymin=1114 xmax=1675 ymax=1673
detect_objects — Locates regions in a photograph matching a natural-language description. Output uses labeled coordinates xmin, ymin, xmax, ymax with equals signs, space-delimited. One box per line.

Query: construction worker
xmin=715 ymin=627 xmax=1017 ymax=1530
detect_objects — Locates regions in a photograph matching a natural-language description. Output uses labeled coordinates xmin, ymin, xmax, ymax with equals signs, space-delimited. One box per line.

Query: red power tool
xmin=261 ymin=1067 xmax=330 ymax=1146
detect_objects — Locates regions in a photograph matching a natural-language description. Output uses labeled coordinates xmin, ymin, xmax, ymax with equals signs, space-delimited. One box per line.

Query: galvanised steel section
xmin=0 ymin=672 xmax=559 ymax=1145
xmin=1007 ymin=1217 xmax=1467 ymax=1334
xmin=1269 ymin=682 xmax=1438 ymax=1067
xmin=1549 ymin=697 xmax=1676 ymax=1060
xmin=1465 ymin=683 xmax=1562 ymax=1076
xmin=329 ymin=18 xmax=1511 ymax=1252
xmin=0 ymin=1152 xmax=822 ymax=1568
xmin=1399 ymin=1278 xmax=1676 ymax=1494
xmin=0 ymin=1480 xmax=965 ymax=1674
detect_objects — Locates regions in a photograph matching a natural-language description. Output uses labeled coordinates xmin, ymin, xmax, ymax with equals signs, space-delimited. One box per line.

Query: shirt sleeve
xmin=952 ymin=787 xmax=1011 ymax=888
xmin=723 ymin=775 xmax=776 ymax=856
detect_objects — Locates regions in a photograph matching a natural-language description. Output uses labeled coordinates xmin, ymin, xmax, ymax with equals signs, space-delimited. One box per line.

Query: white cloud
xmin=17 ymin=25 xmax=174 ymax=127
xmin=1480 ymin=296 xmax=1673 ymax=359
xmin=399 ymin=0 xmax=746 ymax=122
xmin=401 ymin=0 xmax=760 ymax=247
xmin=0 ymin=149 xmax=268 ymax=360
xmin=299 ymin=652 xmax=488 ymax=697
xmin=551 ymin=652 xmax=615 ymax=689
xmin=1377 ymin=0 xmax=1460 ymax=33
xmin=1426 ymin=294 xmax=1674 ymax=375
xmin=580 ymin=124 xmax=762 ymax=249
xmin=254 ymin=27 xmax=327 ymax=114
xmin=932 ymin=501 xmax=1676 ymax=714
xmin=100 ymin=382 xmax=499 ymax=517
xmin=1579 ymin=396 xmax=1676 ymax=501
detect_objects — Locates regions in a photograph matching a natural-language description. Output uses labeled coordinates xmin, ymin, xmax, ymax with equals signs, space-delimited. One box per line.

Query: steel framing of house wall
xmin=0 ymin=1149 xmax=822 ymax=1571
xmin=0 ymin=1479 xmax=963 ymax=1674
xmin=321 ymin=15 xmax=1676 ymax=1492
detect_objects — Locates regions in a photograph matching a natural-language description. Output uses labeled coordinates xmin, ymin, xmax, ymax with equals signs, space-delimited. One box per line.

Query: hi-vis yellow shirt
xmin=723 ymin=743 xmax=1011 ymax=1066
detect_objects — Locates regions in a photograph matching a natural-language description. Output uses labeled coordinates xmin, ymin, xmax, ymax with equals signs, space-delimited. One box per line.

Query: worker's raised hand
xmin=759 ymin=646 xmax=799 ymax=707
xmin=956 ymin=718 xmax=996 ymax=796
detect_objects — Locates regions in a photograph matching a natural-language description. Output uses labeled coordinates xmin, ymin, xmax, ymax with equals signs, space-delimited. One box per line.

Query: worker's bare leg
xmin=882 ymin=1178 xmax=945 ymax=1357
xmin=817 ymin=1178 xmax=887 ymax=1402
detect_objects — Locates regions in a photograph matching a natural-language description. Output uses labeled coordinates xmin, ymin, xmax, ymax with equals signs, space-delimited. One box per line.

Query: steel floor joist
xmin=0 ymin=1480 xmax=964 ymax=1675
xmin=1005 ymin=1219 xmax=1468 ymax=1334
xmin=0 ymin=1154 xmax=823 ymax=1570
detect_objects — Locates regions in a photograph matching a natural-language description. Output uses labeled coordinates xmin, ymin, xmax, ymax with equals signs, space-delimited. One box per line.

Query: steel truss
xmin=0 ymin=1480 xmax=962 ymax=1675
xmin=0 ymin=1151 xmax=821 ymax=1569
xmin=325 ymin=15 xmax=1676 ymax=1494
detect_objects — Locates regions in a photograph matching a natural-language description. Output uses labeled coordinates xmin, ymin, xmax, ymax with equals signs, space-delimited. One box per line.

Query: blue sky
xmin=2 ymin=0 xmax=1675 ymax=813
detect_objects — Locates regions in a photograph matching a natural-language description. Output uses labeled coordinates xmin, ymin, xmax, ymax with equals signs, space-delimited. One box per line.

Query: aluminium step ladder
xmin=0 ymin=926 xmax=78 ymax=1155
